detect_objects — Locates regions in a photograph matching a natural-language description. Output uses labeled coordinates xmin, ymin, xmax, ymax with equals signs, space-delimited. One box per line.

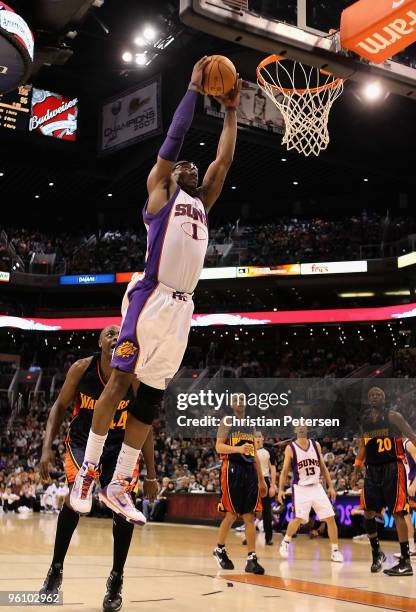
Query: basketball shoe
xmin=331 ymin=549 xmax=344 ymax=563
xmin=70 ymin=462 xmax=100 ymax=514
xmin=103 ymin=571 xmax=123 ymax=612
xmin=39 ymin=563 xmax=63 ymax=597
xmin=99 ymin=477 xmax=146 ymax=525
xmin=279 ymin=537 xmax=290 ymax=559
xmin=245 ymin=553 xmax=265 ymax=574
xmin=213 ymin=546 xmax=234 ymax=569
xmin=383 ymin=558 xmax=413 ymax=576
xmin=371 ymin=550 xmax=386 ymax=573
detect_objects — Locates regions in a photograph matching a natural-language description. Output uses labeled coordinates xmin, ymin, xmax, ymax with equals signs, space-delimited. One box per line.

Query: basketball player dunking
xmin=352 ymin=387 xmax=416 ymax=576
xmin=278 ymin=426 xmax=344 ymax=563
xmin=39 ymin=326 xmax=158 ymax=611
xmin=70 ymin=58 xmax=241 ymax=523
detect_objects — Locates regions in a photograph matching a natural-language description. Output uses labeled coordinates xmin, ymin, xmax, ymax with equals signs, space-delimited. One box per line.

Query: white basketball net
xmin=257 ymin=57 xmax=344 ymax=157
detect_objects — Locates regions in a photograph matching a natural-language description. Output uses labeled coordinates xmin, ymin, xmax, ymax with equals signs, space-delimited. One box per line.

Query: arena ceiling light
xmin=134 ymin=36 xmax=146 ymax=47
xmin=384 ymin=290 xmax=410 ymax=296
xmin=143 ymin=26 xmax=157 ymax=42
xmin=362 ymin=81 xmax=384 ymax=101
xmin=338 ymin=292 xmax=375 ymax=298
xmin=135 ymin=53 xmax=147 ymax=66
xmin=122 ymin=51 xmax=133 ymax=62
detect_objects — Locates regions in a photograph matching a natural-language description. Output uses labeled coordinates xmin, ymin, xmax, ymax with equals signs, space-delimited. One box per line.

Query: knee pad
xmin=129 ymin=382 xmax=164 ymax=424
xmin=364 ymin=517 xmax=377 ymax=535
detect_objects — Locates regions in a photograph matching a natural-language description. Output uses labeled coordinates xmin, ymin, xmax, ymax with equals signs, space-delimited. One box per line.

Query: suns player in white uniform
xmin=278 ymin=426 xmax=344 ymax=562
xmin=70 ymin=57 xmax=241 ymax=522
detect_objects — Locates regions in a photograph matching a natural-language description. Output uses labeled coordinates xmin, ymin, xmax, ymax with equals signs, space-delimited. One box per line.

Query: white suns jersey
xmin=290 ymin=439 xmax=321 ymax=486
xmin=143 ymin=186 xmax=208 ymax=294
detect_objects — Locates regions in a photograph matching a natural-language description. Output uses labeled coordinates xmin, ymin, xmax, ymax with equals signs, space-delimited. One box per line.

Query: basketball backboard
xmin=180 ymin=0 xmax=416 ymax=98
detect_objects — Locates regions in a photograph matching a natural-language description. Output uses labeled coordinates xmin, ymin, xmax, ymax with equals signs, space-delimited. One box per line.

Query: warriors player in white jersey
xmin=70 ymin=57 xmax=241 ymax=522
xmin=278 ymin=426 xmax=344 ymax=562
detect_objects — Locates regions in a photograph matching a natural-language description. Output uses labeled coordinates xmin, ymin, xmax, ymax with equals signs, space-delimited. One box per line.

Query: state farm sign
xmin=341 ymin=0 xmax=416 ymax=64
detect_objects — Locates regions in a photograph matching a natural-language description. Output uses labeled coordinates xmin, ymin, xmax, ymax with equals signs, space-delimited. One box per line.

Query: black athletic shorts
xmin=219 ymin=458 xmax=261 ymax=516
xmin=362 ymin=461 xmax=408 ymax=515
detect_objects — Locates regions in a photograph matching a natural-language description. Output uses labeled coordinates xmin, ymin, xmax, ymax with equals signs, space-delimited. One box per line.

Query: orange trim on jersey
xmin=220 ymin=458 xmax=236 ymax=514
xmin=394 ymin=461 xmax=408 ymax=513
xmin=97 ymin=359 xmax=106 ymax=387
xmin=360 ymin=486 xmax=366 ymax=511
xmin=395 ymin=437 xmax=405 ymax=461
xmin=255 ymin=488 xmax=262 ymax=513
xmin=65 ymin=444 xmax=81 ymax=484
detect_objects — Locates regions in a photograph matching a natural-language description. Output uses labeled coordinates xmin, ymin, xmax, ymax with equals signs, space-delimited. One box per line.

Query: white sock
xmin=113 ymin=443 xmax=140 ymax=480
xmin=410 ymin=540 xmax=416 ymax=554
xmin=331 ymin=543 xmax=339 ymax=552
xmin=84 ymin=430 xmax=107 ymax=465
xmin=283 ymin=535 xmax=292 ymax=543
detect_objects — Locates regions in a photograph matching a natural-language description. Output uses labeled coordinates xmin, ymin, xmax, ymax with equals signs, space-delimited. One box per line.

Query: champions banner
xmin=1 ymin=302 xmax=415 ymax=331
xmin=204 ymin=78 xmax=284 ymax=134
xmin=100 ymin=75 xmax=162 ymax=154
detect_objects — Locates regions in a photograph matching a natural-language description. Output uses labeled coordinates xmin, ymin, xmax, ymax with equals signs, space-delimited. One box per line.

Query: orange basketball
xmin=202 ymin=55 xmax=237 ymax=97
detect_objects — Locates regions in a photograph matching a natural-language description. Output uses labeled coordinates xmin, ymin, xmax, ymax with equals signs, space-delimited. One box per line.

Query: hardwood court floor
xmin=1 ymin=513 xmax=415 ymax=611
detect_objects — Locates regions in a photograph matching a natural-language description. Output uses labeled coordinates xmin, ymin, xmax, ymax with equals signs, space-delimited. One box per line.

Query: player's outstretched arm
xmin=200 ymin=78 xmax=241 ymax=211
xmin=39 ymin=358 xmax=92 ymax=481
xmin=351 ymin=437 xmax=366 ymax=489
xmin=147 ymin=56 xmax=210 ymax=214
xmin=277 ymin=445 xmax=292 ymax=503
xmin=389 ymin=410 xmax=416 ymax=447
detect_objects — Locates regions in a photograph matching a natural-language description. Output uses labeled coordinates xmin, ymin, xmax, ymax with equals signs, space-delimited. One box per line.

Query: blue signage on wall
xmin=60 ymin=274 xmax=115 ymax=285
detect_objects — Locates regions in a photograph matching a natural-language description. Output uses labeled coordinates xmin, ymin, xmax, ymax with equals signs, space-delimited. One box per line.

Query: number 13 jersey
xmin=290 ymin=439 xmax=321 ymax=486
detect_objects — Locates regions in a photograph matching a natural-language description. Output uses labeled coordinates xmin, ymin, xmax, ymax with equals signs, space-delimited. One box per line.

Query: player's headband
xmin=173 ymin=161 xmax=198 ymax=172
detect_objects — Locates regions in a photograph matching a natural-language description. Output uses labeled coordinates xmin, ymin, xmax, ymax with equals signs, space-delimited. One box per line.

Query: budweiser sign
xmin=341 ymin=0 xmax=416 ymax=64
xmin=29 ymin=88 xmax=78 ymax=140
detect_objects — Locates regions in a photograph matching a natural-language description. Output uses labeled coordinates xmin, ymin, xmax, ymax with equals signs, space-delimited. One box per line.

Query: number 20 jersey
xmin=290 ymin=439 xmax=321 ymax=486
xmin=361 ymin=408 xmax=404 ymax=465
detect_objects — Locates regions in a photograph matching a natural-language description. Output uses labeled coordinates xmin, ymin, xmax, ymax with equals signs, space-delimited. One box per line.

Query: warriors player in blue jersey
xmin=352 ymin=387 xmax=416 ymax=576
xmin=39 ymin=326 xmax=157 ymax=611
xmin=71 ymin=57 xmax=240 ymax=522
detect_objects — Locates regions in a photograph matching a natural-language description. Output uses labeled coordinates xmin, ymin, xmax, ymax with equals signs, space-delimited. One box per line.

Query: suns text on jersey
xmin=174 ymin=203 xmax=208 ymax=227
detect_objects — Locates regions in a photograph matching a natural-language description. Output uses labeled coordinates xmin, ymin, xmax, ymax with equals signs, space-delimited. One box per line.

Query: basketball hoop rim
xmin=256 ymin=54 xmax=344 ymax=95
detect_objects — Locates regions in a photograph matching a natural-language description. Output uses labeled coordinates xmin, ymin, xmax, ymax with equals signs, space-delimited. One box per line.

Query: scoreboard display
xmin=0 ymin=84 xmax=78 ymax=140
xmin=0 ymin=84 xmax=31 ymax=131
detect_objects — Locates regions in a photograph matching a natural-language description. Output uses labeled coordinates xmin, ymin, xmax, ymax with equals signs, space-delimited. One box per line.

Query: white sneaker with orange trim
xmin=70 ymin=462 xmax=100 ymax=514
xmin=99 ymin=477 xmax=146 ymax=525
